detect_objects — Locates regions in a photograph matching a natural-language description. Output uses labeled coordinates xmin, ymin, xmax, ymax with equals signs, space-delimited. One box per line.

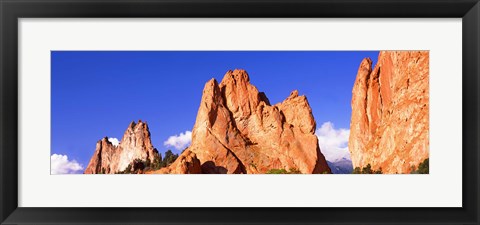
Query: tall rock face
xmin=187 ymin=69 xmax=331 ymax=174
xmin=349 ymin=51 xmax=429 ymax=174
xmin=84 ymin=120 xmax=160 ymax=174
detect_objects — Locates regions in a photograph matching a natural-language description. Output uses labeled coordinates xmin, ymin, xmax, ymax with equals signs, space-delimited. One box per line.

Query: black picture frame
xmin=1 ymin=0 xmax=479 ymax=224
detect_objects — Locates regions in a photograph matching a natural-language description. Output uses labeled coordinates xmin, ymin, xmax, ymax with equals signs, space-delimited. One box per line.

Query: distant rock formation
xmin=348 ymin=51 xmax=429 ymax=174
xmin=186 ymin=69 xmax=331 ymax=174
xmin=84 ymin=120 xmax=160 ymax=174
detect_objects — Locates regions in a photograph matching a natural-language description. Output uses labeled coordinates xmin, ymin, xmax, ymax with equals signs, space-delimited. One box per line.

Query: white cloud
xmin=51 ymin=154 xmax=84 ymax=174
xmin=316 ymin=122 xmax=351 ymax=162
xmin=164 ymin=131 xmax=192 ymax=150
xmin=108 ymin=137 xmax=120 ymax=147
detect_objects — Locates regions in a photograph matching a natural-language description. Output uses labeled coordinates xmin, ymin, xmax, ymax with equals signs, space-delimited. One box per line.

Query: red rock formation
xmin=186 ymin=69 xmax=331 ymax=174
xmin=147 ymin=150 xmax=202 ymax=174
xmin=84 ymin=120 xmax=160 ymax=174
xmin=349 ymin=51 xmax=429 ymax=174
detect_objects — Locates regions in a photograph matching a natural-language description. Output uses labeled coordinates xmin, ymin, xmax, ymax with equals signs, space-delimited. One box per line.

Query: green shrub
xmin=352 ymin=164 xmax=382 ymax=174
xmin=353 ymin=167 xmax=361 ymax=174
xmin=266 ymin=168 xmax=302 ymax=174
xmin=410 ymin=158 xmax=429 ymax=174
xmin=118 ymin=164 xmax=133 ymax=174
xmin=266 ymin=169 xmax=288 ymax=174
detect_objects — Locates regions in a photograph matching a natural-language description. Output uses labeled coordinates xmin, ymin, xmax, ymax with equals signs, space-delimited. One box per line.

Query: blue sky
xmin=51 ymin=51 xmax=379 ymax=173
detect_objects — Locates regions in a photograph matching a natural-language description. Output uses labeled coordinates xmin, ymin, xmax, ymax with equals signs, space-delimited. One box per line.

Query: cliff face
xmin=84 ymin=121 xmax=160 ymax=174
xmin=349 ymin=51 xmax=429 ymax=174
xmin=186 ymin=69 xmax=331 ymax=174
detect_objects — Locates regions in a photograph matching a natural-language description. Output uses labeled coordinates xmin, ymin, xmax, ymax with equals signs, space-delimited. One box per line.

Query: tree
xmin=145 ymin=158 xmax=151 ymax=168
xmin=151 ymin=153 xmax=162 ymax=170
xmin=162 ymin=150 xmax=178 ymax=167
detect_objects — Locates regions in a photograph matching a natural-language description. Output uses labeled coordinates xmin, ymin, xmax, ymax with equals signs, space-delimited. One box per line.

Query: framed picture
xmin=1 ymin=0 xmax=479 ymax=224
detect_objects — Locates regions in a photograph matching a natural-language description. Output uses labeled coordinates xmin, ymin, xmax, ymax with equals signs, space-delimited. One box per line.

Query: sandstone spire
xmin=84 ymin=120 xmax=160 ymax=174
xmin=186 ymin=69 xmax=331 ymax=174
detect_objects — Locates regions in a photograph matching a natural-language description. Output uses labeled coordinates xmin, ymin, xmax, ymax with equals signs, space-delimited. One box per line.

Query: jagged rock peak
xmin=188 ymin=69 xmax=331 ymax=174
xmin=221 ymin=69 xmax=250 ymax=84
xmin=204 ymin=78 xmax=217 ymax=89
xmin=287 ymin=90 xmax=299 ymax=99
xmin=128 ymin=120 xmax=136 ymax=129
xmin=359 ymin=57 xmax=373 ymax=71
xmin=122 ymin=120 xmax=151 ymax=141
xmin=126 ymin=120 xmax=148 ymax=130
xmin=97 ymin=137 xmax=116 ymax=151
xmin=202 ymin=78 xmax=221 ymax=98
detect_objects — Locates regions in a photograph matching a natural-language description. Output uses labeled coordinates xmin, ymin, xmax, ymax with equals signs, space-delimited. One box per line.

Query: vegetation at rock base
xmin=410 ymin=158 xmax=429 ymax=174
xmin=266 ymin=168 xmax=301 ymax=174
xmin=352 ymin=164 xmax=382 ymax=174
xmin=115 ymin=150 xmax=179 ymax=174
xmin=116 ymin=163 xmax=133 ymax=174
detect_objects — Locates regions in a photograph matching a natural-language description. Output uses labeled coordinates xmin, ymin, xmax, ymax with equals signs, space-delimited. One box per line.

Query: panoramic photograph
xmin=51 ymin=51 xmax=429 ymax=174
